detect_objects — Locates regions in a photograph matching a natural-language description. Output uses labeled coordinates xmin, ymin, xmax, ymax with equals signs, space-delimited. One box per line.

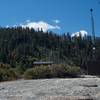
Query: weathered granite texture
xmin=0 ymin=76 xmax=100 ymax=100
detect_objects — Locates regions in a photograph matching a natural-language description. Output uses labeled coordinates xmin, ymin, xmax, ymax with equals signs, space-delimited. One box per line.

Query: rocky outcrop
xmin=0 ymin=77 xmax=100 ymax=100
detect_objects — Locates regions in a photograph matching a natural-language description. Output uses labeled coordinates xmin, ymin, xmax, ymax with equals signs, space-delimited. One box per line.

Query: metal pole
xmin=90 ymin=8 xmax=96 ymax=60
xmin=90 ymin=8 xmax=95 ymax=45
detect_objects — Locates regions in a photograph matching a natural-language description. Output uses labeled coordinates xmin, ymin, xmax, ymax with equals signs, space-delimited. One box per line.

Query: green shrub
xmin=24 ymin=65 xmax=52 ymax=79
xmin=14 ymin=65 xmax=25 ymax=76
xmin=24 ymin=64 xmax=80 ymax=79
xmin=50 ymin=64 xmax=80 ymax=78
xmin=0 ymin=63 xmax=18 ymax=81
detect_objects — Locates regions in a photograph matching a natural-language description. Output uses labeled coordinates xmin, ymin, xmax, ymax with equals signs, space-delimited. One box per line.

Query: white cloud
xmin=21 ymin=21 xmax=61 ymax=32
xmin=6 ymin=25 xmax=9 ymax=28
xmin=25 ymin=20 xmax=31 ymax=23
xmin=53 ymin=19 xmax=60 ymax=24
xmin=13 ymin=25 xmax=17 ymax=27
xmin=71 ymin=30 xmax=88 ymax=37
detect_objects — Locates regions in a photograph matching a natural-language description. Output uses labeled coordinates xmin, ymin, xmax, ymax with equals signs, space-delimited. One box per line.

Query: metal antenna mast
xmin=90 ymin=8 xmax=95 ymax=45
xmin=90 ymin=8 xmax=96 ymax=59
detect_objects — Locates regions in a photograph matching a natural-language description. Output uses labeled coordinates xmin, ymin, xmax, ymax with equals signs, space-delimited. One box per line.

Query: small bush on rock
xmin=0 ymin=63 xmax=18 ymax=81
xmin=24 ymin=64 xmax=80 ymax=79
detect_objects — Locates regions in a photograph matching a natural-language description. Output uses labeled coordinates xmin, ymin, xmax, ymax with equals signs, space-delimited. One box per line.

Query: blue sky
xmin=0 ymin=0 xmax=100 ymax=36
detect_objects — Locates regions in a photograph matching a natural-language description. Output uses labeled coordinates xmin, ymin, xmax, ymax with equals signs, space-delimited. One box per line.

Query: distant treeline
xmin=0 ymin=27 xmax=100 ymax=68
